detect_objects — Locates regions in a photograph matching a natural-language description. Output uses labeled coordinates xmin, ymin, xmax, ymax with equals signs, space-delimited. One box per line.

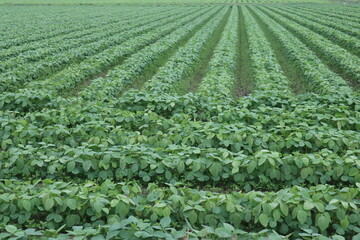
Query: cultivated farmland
xmin=0 ymin=2 xmax=359 ymax=239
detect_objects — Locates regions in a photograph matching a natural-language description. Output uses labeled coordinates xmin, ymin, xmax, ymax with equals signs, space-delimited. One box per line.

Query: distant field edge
xmin=2 ymin=0 xmax=358 ymax=6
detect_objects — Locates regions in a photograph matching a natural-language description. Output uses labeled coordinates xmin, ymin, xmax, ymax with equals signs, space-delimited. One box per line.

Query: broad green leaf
xmin=340 ymin=216 xmax=349 ymax=229
xmin=66 ymin=215 xmax=78 ymax=227
xmin=215 ymin=227 xmax=232 ymax=238
xmin=209 ymin=163 xmax=221 ymax=177
xmin=318 ymin=214 xmax=330 ymax=231
xmin=188 ymin=210 xmax=197 ymax=224
xmin=223 ymin=223 xmax=234 ymax=231
xmin=303 ymin=201 xmax=314 ymax=210
xmin=247 ymin=161 xmax=256 ymax=174
xmin=160 ymin=216 xmax=171 ymax=228
xmin=163 ymin=207 xmax=171 ymax=217
xmin=83 ymin=160 xmax=92 ymax=171
xmin=67 ymin=199 xmax=77 ymax=210
xmin=44 ymin=198 xmax=54 ymax=211
xmin=280 ymin=203 xmax=289 ymax=216
xmin=297 ymin=210 xmax=307 ymax=224
xmin=258 ymin=213 xmax=269 ymax=227
xmin=67 ymin=161 xmax=76 ymax=172
xmin=5 ymin=225 xmax=17 ymax=234
xmin=118 ymin=203 xmax=129 ymax=218
xmin=177 ymin=161 xmax=185 ymax=173
xmin=93 ymin=200 xmax=104 ymax=213
xmin=315 ymin=202 xmax=325 ymax=212
xmin=301 ymin=168 xmax=309 ymax=179
xmin=23 ymin=199 xmax=32 ymax=212
xmin=273 ymin=209 xmax=281 ymax=221
xmin=54 ymin=214 xmax=63 ymax=223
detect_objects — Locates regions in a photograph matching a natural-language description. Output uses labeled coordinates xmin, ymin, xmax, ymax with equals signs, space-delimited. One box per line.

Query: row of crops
xmin=0 ymin=3 xmax=359 ymax=240
xmin=0 ymin=0 xmax=337 ymax=4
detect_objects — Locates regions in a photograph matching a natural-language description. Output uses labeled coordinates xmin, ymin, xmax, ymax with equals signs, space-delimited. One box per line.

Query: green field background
xmin=0 ymin=0 xmax=347 ymax=5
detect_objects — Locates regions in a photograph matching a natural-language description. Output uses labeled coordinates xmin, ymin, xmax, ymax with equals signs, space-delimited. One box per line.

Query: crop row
xmin=1 ymin=88 xmax=359 ymax=135
xmin=1 ymin=106 xmax=359 ymax=157
xmin=197 ymin=6 xmax=239 ymax=100
xmin=0 ymin=6 xmax=172 ymax=49
xmin=81 ymin=7 xmax=226 ymax=101
xmin=0 ymin=8 xmax=178 ymax=71
xmin=0 ymin=7 xmax=215 ymax=112
xmin=250 ymin=7 xmax=352 ymax=95
xmin=281 ymin=6 xmax=360 ymax=41
xmin=0 ymin=180 xmax=358 ymax=238
xmin=297 ymin=5 xmax=360 ymax=24
xmin=0 ymin=221 xmax=293 ymax=240
xmin=0 ymin=8 xmax=201 ymax=94
xmin=1 ymin=94 xmax=359 ymax=154
xmin=242 ymin=7 xmax=291 ymax=96
xmin=1 ymin=6 xmax=357 ymax=107
xmin=1 ymin=142 xmax=359 ymax=190
xmin=0 ymin=7 xmax=166 ymax=62
xmin=0 ymin=7 xmax=118 ymax=47
xmin=262 ymin=7 xmax=360 ymax=81
xmin=117 ymin=84 xmax=358 ymax=130
xmin=141 ymin=8 xmax=231 ymax=96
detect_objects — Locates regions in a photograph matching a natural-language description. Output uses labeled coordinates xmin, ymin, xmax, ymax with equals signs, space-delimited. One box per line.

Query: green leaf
xmin=301 ymin=168 xmax=309 ymax=179
xmin=54 ymin=214 xmax=63 ymax=223
xmin=66 ymin=214 xmax=78 ymax=227
xmin=209 ymin=163 xmax=221 ymax=177
xmin=131 ymin=163 xmax=138 ymax=173
xmin=67 ymin=199 xmax=77 ymax=210
xmin=111 ymin=152 xmax=121 ymax=159
xmin=247 ymin=161 xmax=256 ymax=174
xmin=1 ymin=139 xmax=12 ymax=150
xmin=67 ymin=161 xmax=76 ymax=172
xmin=305 ymin=133 xmax=312 ymax=140
xmin=93 ymin=200 xmax=104 ymax=213
xmin=215 ymin=227 xmax=232 ymax=238
xmin=150 ymin=213 xmax=158 ymax=221
xmin=165 ymin=170 xmax=172 ymax=180
xmin=226 ymin=202 xmax=235 ymax=212
xmin=143 ymin=175 xmax=150 ymax=182
xmin=5 ymin=225 xmax=17 ymax=234
xmin=188 ymin=210 xmax=197 ymax=224
xmin=340 ymin=216 xmax=349 ymax=229
xmin=177 ymin=161 xmax=185 ymax=173
xmin=23 ymin=199 xmax=32 ymax=212
xmin=273 ymin=209 xmax=281 ymax=221
xmin=297 ymin=210 xmax=307 ymax=224
xmin=315 ymin=202 xmax=325 ymax=212
xmin=258 ymin=157 xmax=266 ymax=166
xmin=258 ymin=213 xmax=269 ymax=227
xmin=160 ymin=216 xmax=171 ymax=228
xmin=223 ymin=223 xmax=234 ymax=231
xmin=280 ymin=203 xmax=288 ymax=216
xmin=1 ymin=141 xmax=7 ymax=150
xmin=118 ymin=202 xmax=129 ymax=219
xmin=318 ymin=214 xmax=330 ymax=231
xmin=162 ymin=207 xmax=171 ymax=217
xmin=303 ymin=201 xmax=314 ymax=210
xmin=83 ymin=160 xmax=92 ymax=171
xmin=44 ymin=198 xmax=54 ymax=211
xmin=212 ymin=207 xmax=221 ymax=214
xmin=328 ymin=140 xmax=335 ymax=149
xmin=336 ymin=208 xmax=346 ymax=220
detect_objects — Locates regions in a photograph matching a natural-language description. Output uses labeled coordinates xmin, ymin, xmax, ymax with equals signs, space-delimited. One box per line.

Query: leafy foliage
xmin=0 ymin=3 xmax=359 ymax=239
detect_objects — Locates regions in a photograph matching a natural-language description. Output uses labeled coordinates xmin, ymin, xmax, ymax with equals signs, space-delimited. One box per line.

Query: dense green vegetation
xmin=0 ymin=0 xmax=334 ymax=5
xmin=0 ymin=1 xmax=359 ymax=239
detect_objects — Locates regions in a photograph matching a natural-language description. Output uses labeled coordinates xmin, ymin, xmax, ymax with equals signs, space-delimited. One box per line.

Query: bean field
xmin=0 ymin=2 xmax=360 ymax=240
